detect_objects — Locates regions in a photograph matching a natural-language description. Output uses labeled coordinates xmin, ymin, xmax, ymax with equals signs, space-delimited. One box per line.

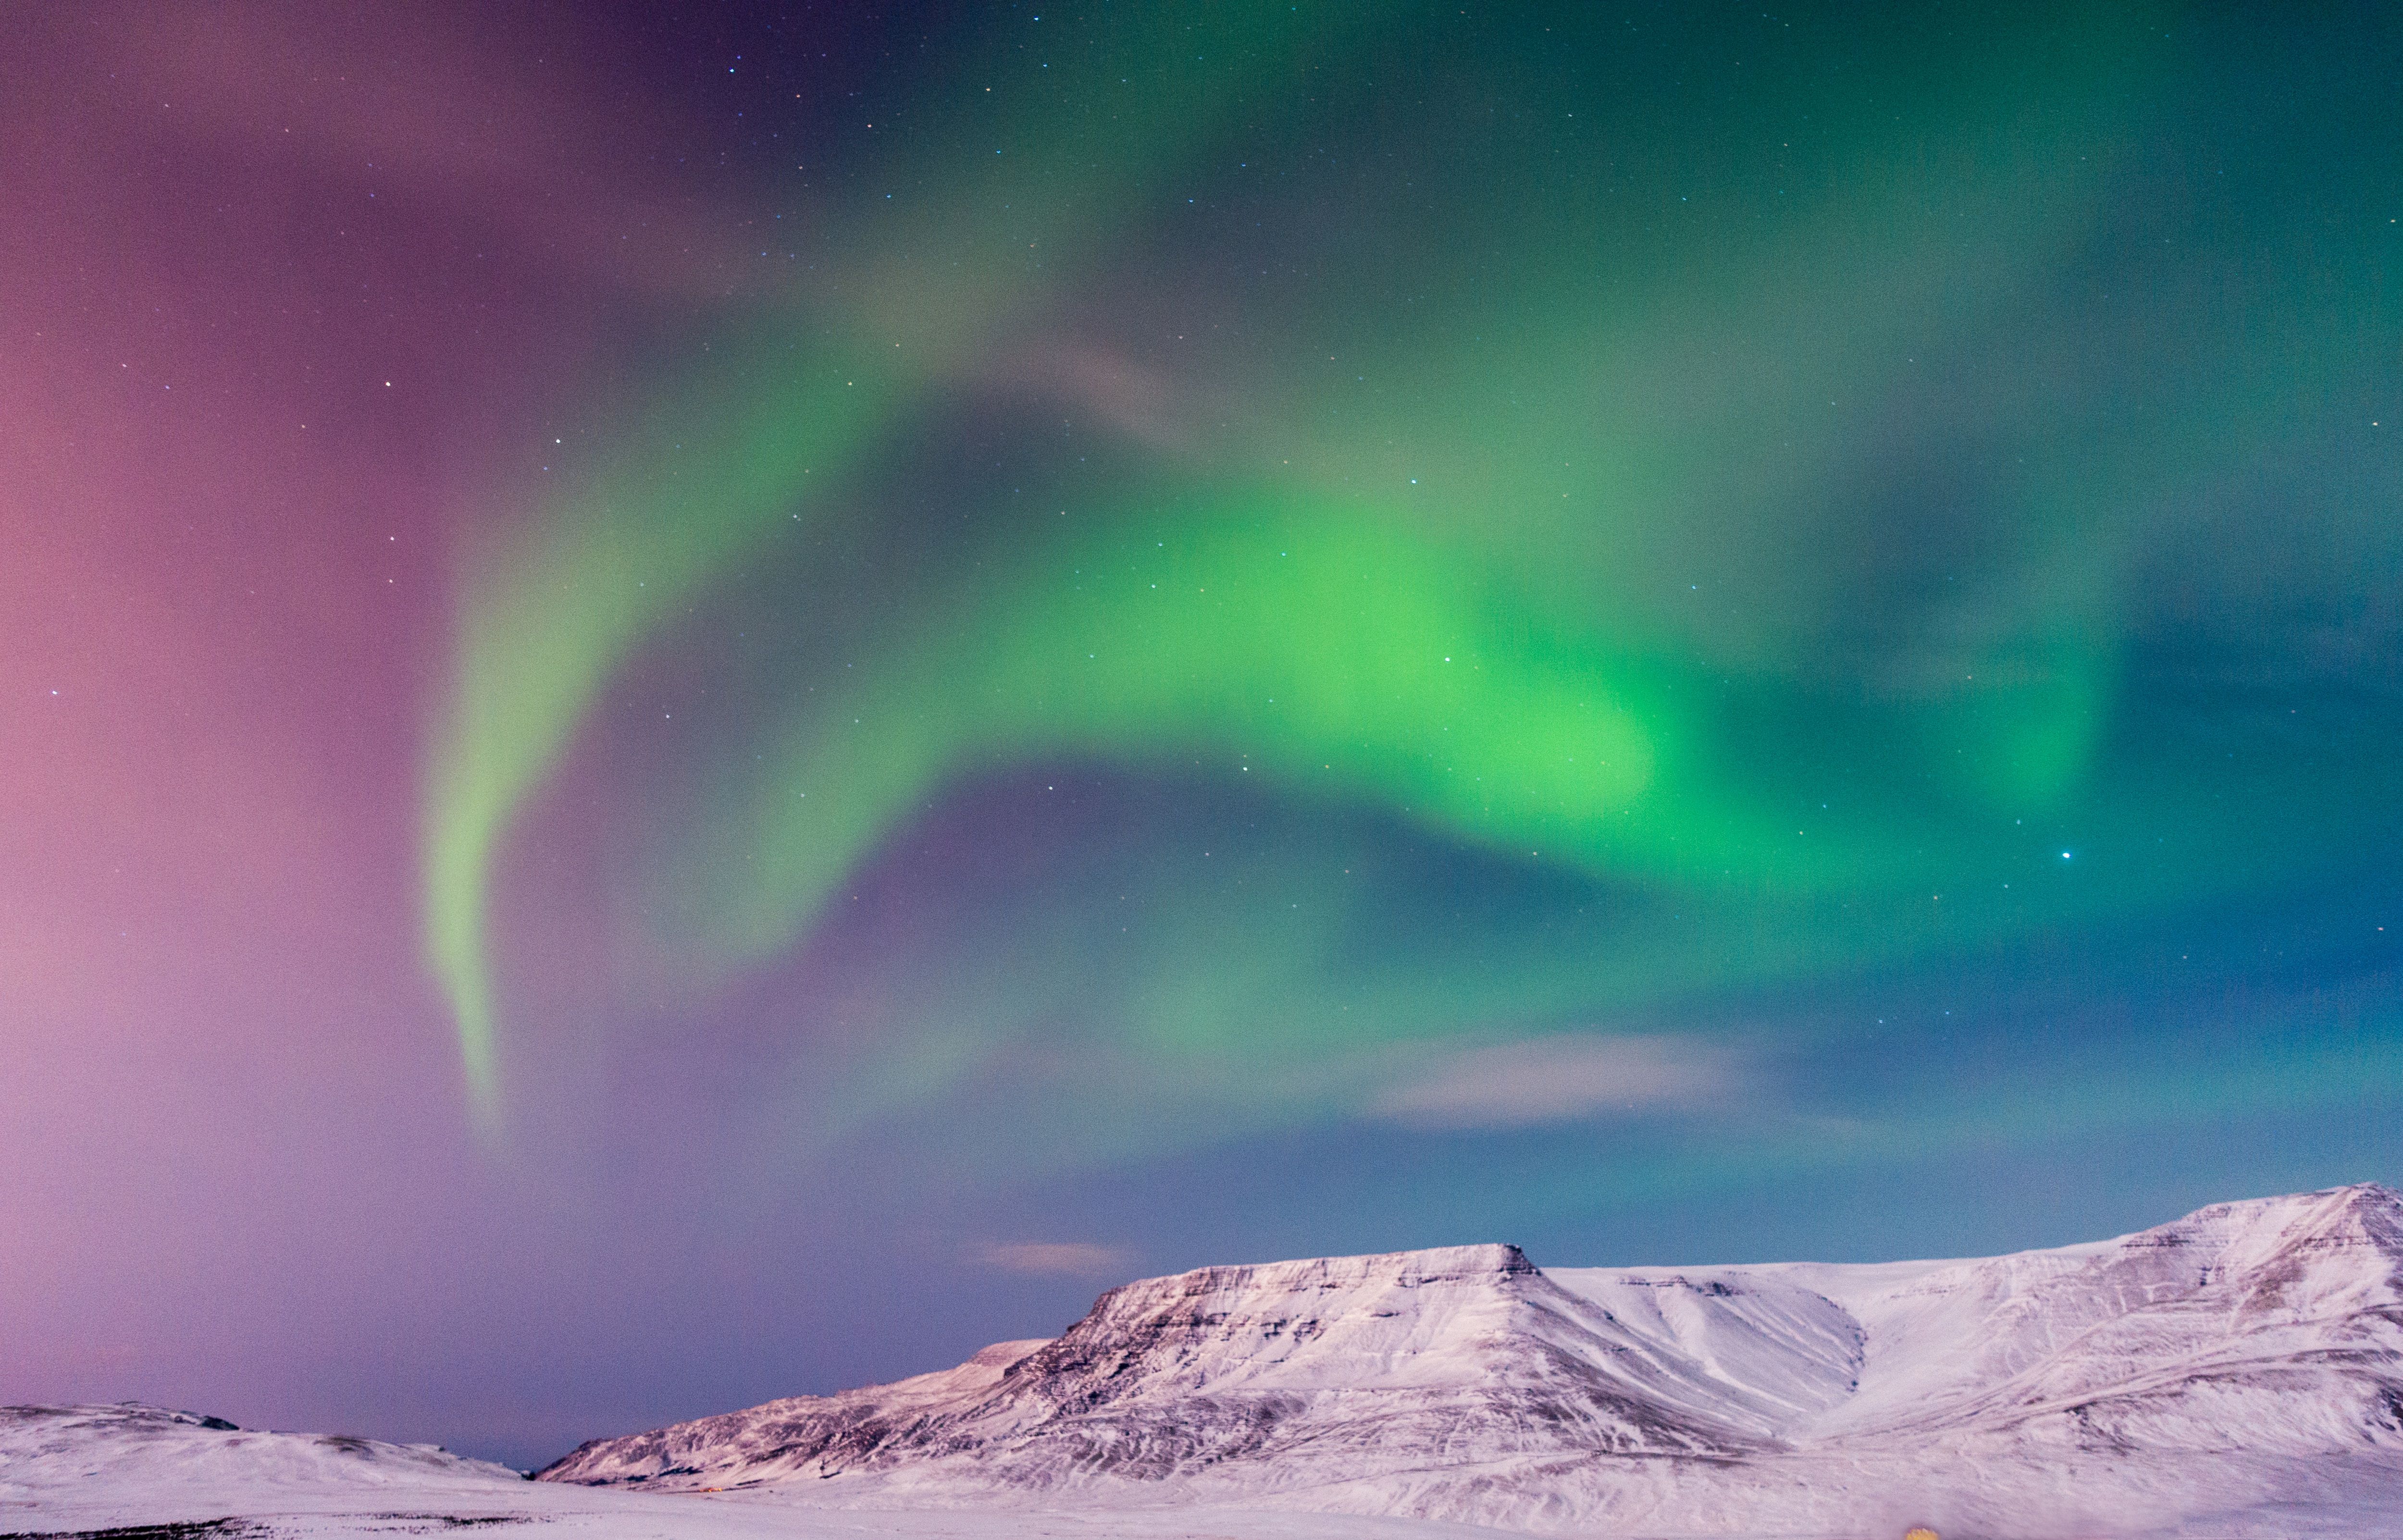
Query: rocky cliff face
xmin=538 ymin=1186 xmax=2403 ymax=1534
xmin=542 ymin=1243 xmax=1779 ymax=1490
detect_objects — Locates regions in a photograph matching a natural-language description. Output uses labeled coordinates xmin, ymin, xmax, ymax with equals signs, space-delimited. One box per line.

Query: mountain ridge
xmin=535 ymin=1183 xmax=2403 ymax=1533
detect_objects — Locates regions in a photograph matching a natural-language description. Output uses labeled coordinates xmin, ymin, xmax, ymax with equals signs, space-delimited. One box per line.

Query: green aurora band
xmin=426 ymin=1 xmax=2400 ymax=1149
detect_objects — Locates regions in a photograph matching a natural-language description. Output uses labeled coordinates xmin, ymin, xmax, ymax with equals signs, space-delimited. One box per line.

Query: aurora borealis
xmin=6 ymin=0 xmax=2401 ymax=1468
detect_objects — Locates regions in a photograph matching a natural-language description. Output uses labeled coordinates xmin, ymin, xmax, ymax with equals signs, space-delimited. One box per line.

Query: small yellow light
xmin=1904 ymin=1529 xmax=1940 ymax=1540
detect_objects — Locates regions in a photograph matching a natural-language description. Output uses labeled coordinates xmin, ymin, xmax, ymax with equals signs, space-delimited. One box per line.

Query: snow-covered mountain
xmin=12 ymin=1188 xmax=2403 ymax=1538
xmin=539 ymin=1183 xmax=2403 ymax=1536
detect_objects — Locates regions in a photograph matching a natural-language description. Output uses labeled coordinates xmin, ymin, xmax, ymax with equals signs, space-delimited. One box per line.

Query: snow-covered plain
xmin=12 ymin=1186 xmax=2403 ymax=1538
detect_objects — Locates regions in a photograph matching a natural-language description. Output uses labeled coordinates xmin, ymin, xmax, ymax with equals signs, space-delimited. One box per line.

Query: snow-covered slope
xmin=538 ymin=1242 xmax=1791 ymax=1494
xmin=0 ymin=1402 xmax=537 ymax=1534
xmin=1560 ymin=1181 xmax=2403 ymax=1454
xmin=538 ymin=1184 xmax=2403 ymax=1535
xmin=0 ymin=1403 xmax=1481 ymax=1540
xmin=0 ymin=1403 xmax=526 ymax=1497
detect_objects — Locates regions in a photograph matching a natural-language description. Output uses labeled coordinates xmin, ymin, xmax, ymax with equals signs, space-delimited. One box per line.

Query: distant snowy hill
xmin=539 ymin=1183 xmax=2403 ymax=1536
xmin=0 ymin=1403 xmax=525 ymax=1496
xmin=0 ymin=1402 xmax=538 ymax=1536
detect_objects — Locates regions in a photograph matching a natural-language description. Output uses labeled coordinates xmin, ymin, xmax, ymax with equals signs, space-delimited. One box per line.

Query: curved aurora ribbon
xmin=424 ymin=1 xmax=2402 ymax=1153
xmin=426 ymin=348 xmax=906 ymax=1111
xmin=423 ymin=1 xmax=1396 ymax=1118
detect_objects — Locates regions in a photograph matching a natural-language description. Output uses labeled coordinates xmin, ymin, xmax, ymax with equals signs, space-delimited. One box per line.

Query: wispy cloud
xmin=1371 ymin=1034 xmax=1735 ymax=1129
xmin=977 ymin=1241 xmax=1135 ymax=1278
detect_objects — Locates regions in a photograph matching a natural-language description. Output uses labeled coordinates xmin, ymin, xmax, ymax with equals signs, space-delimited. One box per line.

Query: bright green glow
xmin=664 ymin=488 xmax=2194 ymax=1003
xmin=686 ymin=498 xmax=1667 ymax=965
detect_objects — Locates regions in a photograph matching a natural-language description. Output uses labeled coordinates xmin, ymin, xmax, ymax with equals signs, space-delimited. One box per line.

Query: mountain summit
xmin=540 ymin=1185 xmax=2403 ymax=1534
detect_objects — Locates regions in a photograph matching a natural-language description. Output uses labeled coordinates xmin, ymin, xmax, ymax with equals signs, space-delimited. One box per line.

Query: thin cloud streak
xmin=1372 ymin=1035 xmax=1737 ymax=1130
xmin=976 ymin=1242 xmax=1137 ymax=1279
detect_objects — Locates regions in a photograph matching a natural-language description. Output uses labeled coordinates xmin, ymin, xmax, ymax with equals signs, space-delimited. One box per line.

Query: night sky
xmin=6 ymin=0 xmax=2401 ymax=1471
